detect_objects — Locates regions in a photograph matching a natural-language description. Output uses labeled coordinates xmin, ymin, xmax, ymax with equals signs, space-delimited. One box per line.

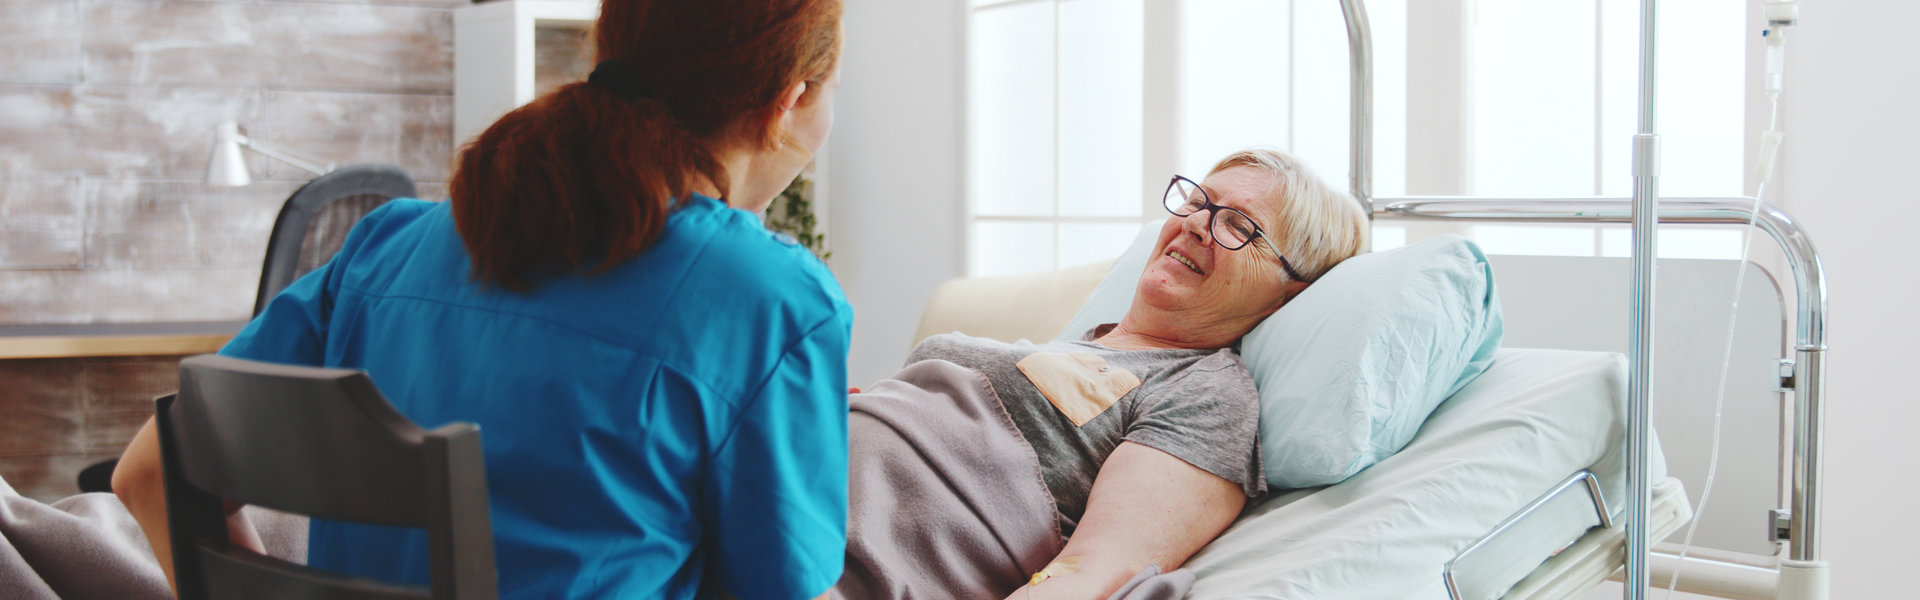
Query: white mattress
xmin=1184 ymin=348 xmax=1669 ymax=599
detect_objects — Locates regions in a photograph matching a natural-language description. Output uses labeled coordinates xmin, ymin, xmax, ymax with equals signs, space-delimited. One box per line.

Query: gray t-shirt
xmin=907 ymin=326 xmax=1265 ymax=535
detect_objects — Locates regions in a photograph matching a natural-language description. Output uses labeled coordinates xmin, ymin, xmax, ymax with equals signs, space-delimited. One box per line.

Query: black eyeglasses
xmin=1162 ymin=175 xmax=1311 ymax=282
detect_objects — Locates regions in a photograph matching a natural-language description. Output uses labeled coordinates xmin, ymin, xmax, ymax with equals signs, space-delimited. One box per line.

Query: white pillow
xmin=1056 ymin=225 xmax=1503 ymax=489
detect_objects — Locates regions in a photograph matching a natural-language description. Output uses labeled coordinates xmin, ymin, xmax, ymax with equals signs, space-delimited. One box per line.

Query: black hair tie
xmin=588 ymin=60 xmax=653 ymax=101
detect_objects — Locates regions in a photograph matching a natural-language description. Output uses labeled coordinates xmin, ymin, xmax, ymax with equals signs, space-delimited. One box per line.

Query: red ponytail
xmin=449 ymin=0 xmax=843 ymax=291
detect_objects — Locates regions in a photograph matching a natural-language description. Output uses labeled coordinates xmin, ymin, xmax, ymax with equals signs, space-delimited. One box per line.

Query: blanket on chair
xmin=834 ymin=359 xmax=1192 ymax=600
xmin=0 ymin=475 xmax=307 ymax=599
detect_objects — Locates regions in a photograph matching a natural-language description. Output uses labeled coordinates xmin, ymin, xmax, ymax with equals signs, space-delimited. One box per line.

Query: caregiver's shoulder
xmin=353 ymin=197 xmax=442 ymax=243
xmin=678 ymin=199 xmax=849 ymax=313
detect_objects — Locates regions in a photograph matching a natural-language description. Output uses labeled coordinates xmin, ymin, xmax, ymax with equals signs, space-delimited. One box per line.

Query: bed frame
xmin=1334 ymin=2 xmax=1830 ymax=598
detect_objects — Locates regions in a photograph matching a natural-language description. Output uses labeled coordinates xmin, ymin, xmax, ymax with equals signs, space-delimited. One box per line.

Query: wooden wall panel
xmin=0 ymin=0 xmax=476 ymax=500
xmin=82 ymin=180 xmax=294 ymax=270
xmin=0 ymin=356 xmax=189 ymax=503
xmin=0 ymin=0 xmax=461 ymax=329
xmin=0 ymin=452 xmax=123 ymax=503
xmin=0 ymin=84 xmax=262 ymax=179
xmin=0 ymin=0 xmax=83 ymax=85
xmin=0 ymin=86 xmax=450 ymax=183
xmin=0 ymin=178 xmax=85 ymax=269
xmin=80 ymin=357 xmax=181 ymax=453
xmin=0 ymin=360 xmax=86 ymax=456
xmin=414 ymin=180 xmax=449 ymax=201
xmin=253 ymin=89 xmax=454 ymax=181
xmin=0 ymin=268 xmax=260 ymax=324
xmin=265 ymin=0 xmax=467 ymax=8
xmin=533 ymin=25 xmax=592 ymax=99
xmin=82 ymin=0 xmax=453 ymax=95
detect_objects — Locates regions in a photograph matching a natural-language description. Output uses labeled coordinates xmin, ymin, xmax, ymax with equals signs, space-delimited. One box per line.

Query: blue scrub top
xmin=221 ymin=196 xmax=851 ymax=599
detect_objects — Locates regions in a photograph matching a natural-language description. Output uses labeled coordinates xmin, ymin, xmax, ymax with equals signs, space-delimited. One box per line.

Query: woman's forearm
xmin=111 ymin=417 xmax=268 ymax=594
xmin=1007 ymin=441 xmax=1246 ymax=600
xmin=112 ymin=417 xmax=178 ymax=592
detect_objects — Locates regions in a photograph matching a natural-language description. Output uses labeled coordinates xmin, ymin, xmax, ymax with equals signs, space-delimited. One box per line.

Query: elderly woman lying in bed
xmin=834 ymin=148 xmax=1369 ymax=600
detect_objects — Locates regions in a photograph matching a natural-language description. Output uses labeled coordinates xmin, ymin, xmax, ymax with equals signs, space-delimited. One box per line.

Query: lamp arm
xmin=238 ymin=138 xmax=335 ymax=176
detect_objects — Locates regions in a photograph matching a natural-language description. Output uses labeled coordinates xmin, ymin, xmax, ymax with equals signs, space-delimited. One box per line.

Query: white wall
xmin=1776 ymin=0 xmax=1920 ymax=595
xmin=827 ymin=0 xmax=968 ymax=386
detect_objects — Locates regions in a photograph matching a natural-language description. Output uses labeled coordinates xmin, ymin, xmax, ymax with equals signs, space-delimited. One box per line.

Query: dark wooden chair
xmin=77 ymin=165 xmax=416 ymax=495
xmin=156 ymin=354 xmax=496 ymax=599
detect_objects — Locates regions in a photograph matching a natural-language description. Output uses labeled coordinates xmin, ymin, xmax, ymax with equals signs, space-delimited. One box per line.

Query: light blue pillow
xmin=1057 ymin=227 xmax=1502 ymax=489
xmin=1056 ymin=220 xmax=1166 ymax=341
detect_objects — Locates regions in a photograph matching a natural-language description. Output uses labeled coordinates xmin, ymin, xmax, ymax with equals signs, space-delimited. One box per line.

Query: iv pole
xmin=1625 ymin=0 xmax=1661 ymax=597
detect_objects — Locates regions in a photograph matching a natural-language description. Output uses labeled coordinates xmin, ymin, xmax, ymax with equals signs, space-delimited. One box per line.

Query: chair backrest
xmin=157 ymin=354 xmax=496 ymax=600
xmin=256 ymin=164 xmax=417 ymax=315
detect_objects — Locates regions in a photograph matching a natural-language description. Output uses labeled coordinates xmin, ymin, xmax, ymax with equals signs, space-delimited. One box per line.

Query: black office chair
xmin=156 ymin=354 xmax=497 ymax=600
xmin=253 ymin=164 xmax=417 ymax=315
xmin=76 ymin=165 xmax=417 ymax=495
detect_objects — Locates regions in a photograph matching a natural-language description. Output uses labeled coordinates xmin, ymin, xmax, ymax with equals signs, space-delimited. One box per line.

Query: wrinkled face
xmin=1131 ymin=166 xmax=1292 ymax=333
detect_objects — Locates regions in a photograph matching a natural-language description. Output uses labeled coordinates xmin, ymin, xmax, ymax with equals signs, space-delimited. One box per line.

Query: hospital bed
xmin=914 ymin=2 xmax=1831 ymax=594
xmin=917 ymin=256 xmax=1692 ymax=599
xmin=916 ymin=208 xmax=1822 ymax=599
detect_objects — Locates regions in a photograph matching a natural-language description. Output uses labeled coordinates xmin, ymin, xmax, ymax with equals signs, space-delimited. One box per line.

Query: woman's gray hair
xmin=1207 ymin=148 xmax=1368 ymax=283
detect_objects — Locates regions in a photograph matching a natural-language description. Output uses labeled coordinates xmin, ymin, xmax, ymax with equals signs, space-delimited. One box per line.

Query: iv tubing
xmin=1666 ymin=7 xmax=1796 ymax=595
xmin=1664 ymin=92 xmax=1781 ymax=600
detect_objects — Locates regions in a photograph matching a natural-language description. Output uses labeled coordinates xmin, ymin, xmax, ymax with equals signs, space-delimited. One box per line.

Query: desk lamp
xmin=205 ymin=121 xmax=336 ymax=186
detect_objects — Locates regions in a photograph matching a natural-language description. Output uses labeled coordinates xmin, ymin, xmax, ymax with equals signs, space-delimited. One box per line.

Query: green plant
xmin=764 ymin=173 xmax=830 ymax=261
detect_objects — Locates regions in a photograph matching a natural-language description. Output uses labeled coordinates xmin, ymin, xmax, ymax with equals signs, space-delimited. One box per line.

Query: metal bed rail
xmin=1337 ymin=1 xmax=1830 ymax=597
xmin=1374 ymin=197 xmax=1829 ymax=567
xmin=1377 ymin=197 xmax=1825 ymax=352
xmin=1445 ymin=471 xmax=1613 ymax=600
xmin=1376 ymin=203 xmax=1827 ymax=598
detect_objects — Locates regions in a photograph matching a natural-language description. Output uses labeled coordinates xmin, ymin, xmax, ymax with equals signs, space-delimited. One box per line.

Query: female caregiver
xmin=111 ymin=0 xmax=851 ymax=598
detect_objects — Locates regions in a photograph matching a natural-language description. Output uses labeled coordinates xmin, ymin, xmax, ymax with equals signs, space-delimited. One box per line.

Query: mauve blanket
xmin=0 ymin=475 xmax=306 ymax=600
xmin=834 ymin=359 xmax=1192 ymax=600
xmin=1 ymin=360 xmax=1190 ymax=599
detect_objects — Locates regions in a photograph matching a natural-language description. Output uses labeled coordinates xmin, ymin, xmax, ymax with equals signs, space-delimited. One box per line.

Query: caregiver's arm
xmin=113 ymin=417 xmax=264 ymax=594
xmin=1004 ymin=441 xmax=1245 ymax=600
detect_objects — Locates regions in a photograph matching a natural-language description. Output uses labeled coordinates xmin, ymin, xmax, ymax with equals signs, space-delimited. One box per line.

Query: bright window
xmin=967 ymin=0 xmax=1409 ymax=277
xmin=1176 ymin=0 xmax=1290 ymax=178
xmin=969 ymin=0 xmax=1145 ymax=277
xmin=967 ymin=0 xmax=1752 ymax=275
xmin=1466 ymin=0 xmax=1748 ymax=257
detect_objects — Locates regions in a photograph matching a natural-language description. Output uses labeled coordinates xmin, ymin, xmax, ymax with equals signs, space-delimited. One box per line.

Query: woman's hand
xmin=1003 ymin=442 xmax=1245 ymax=600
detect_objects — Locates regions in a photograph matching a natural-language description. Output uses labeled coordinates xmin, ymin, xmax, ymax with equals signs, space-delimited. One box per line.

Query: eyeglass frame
xmin=1162 ymin=174 xmax=1313 ymax=283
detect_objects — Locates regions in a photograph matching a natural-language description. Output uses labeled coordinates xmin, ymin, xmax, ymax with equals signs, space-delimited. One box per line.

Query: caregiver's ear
xmin=759 ymin=80 xmax=810 ymax=150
